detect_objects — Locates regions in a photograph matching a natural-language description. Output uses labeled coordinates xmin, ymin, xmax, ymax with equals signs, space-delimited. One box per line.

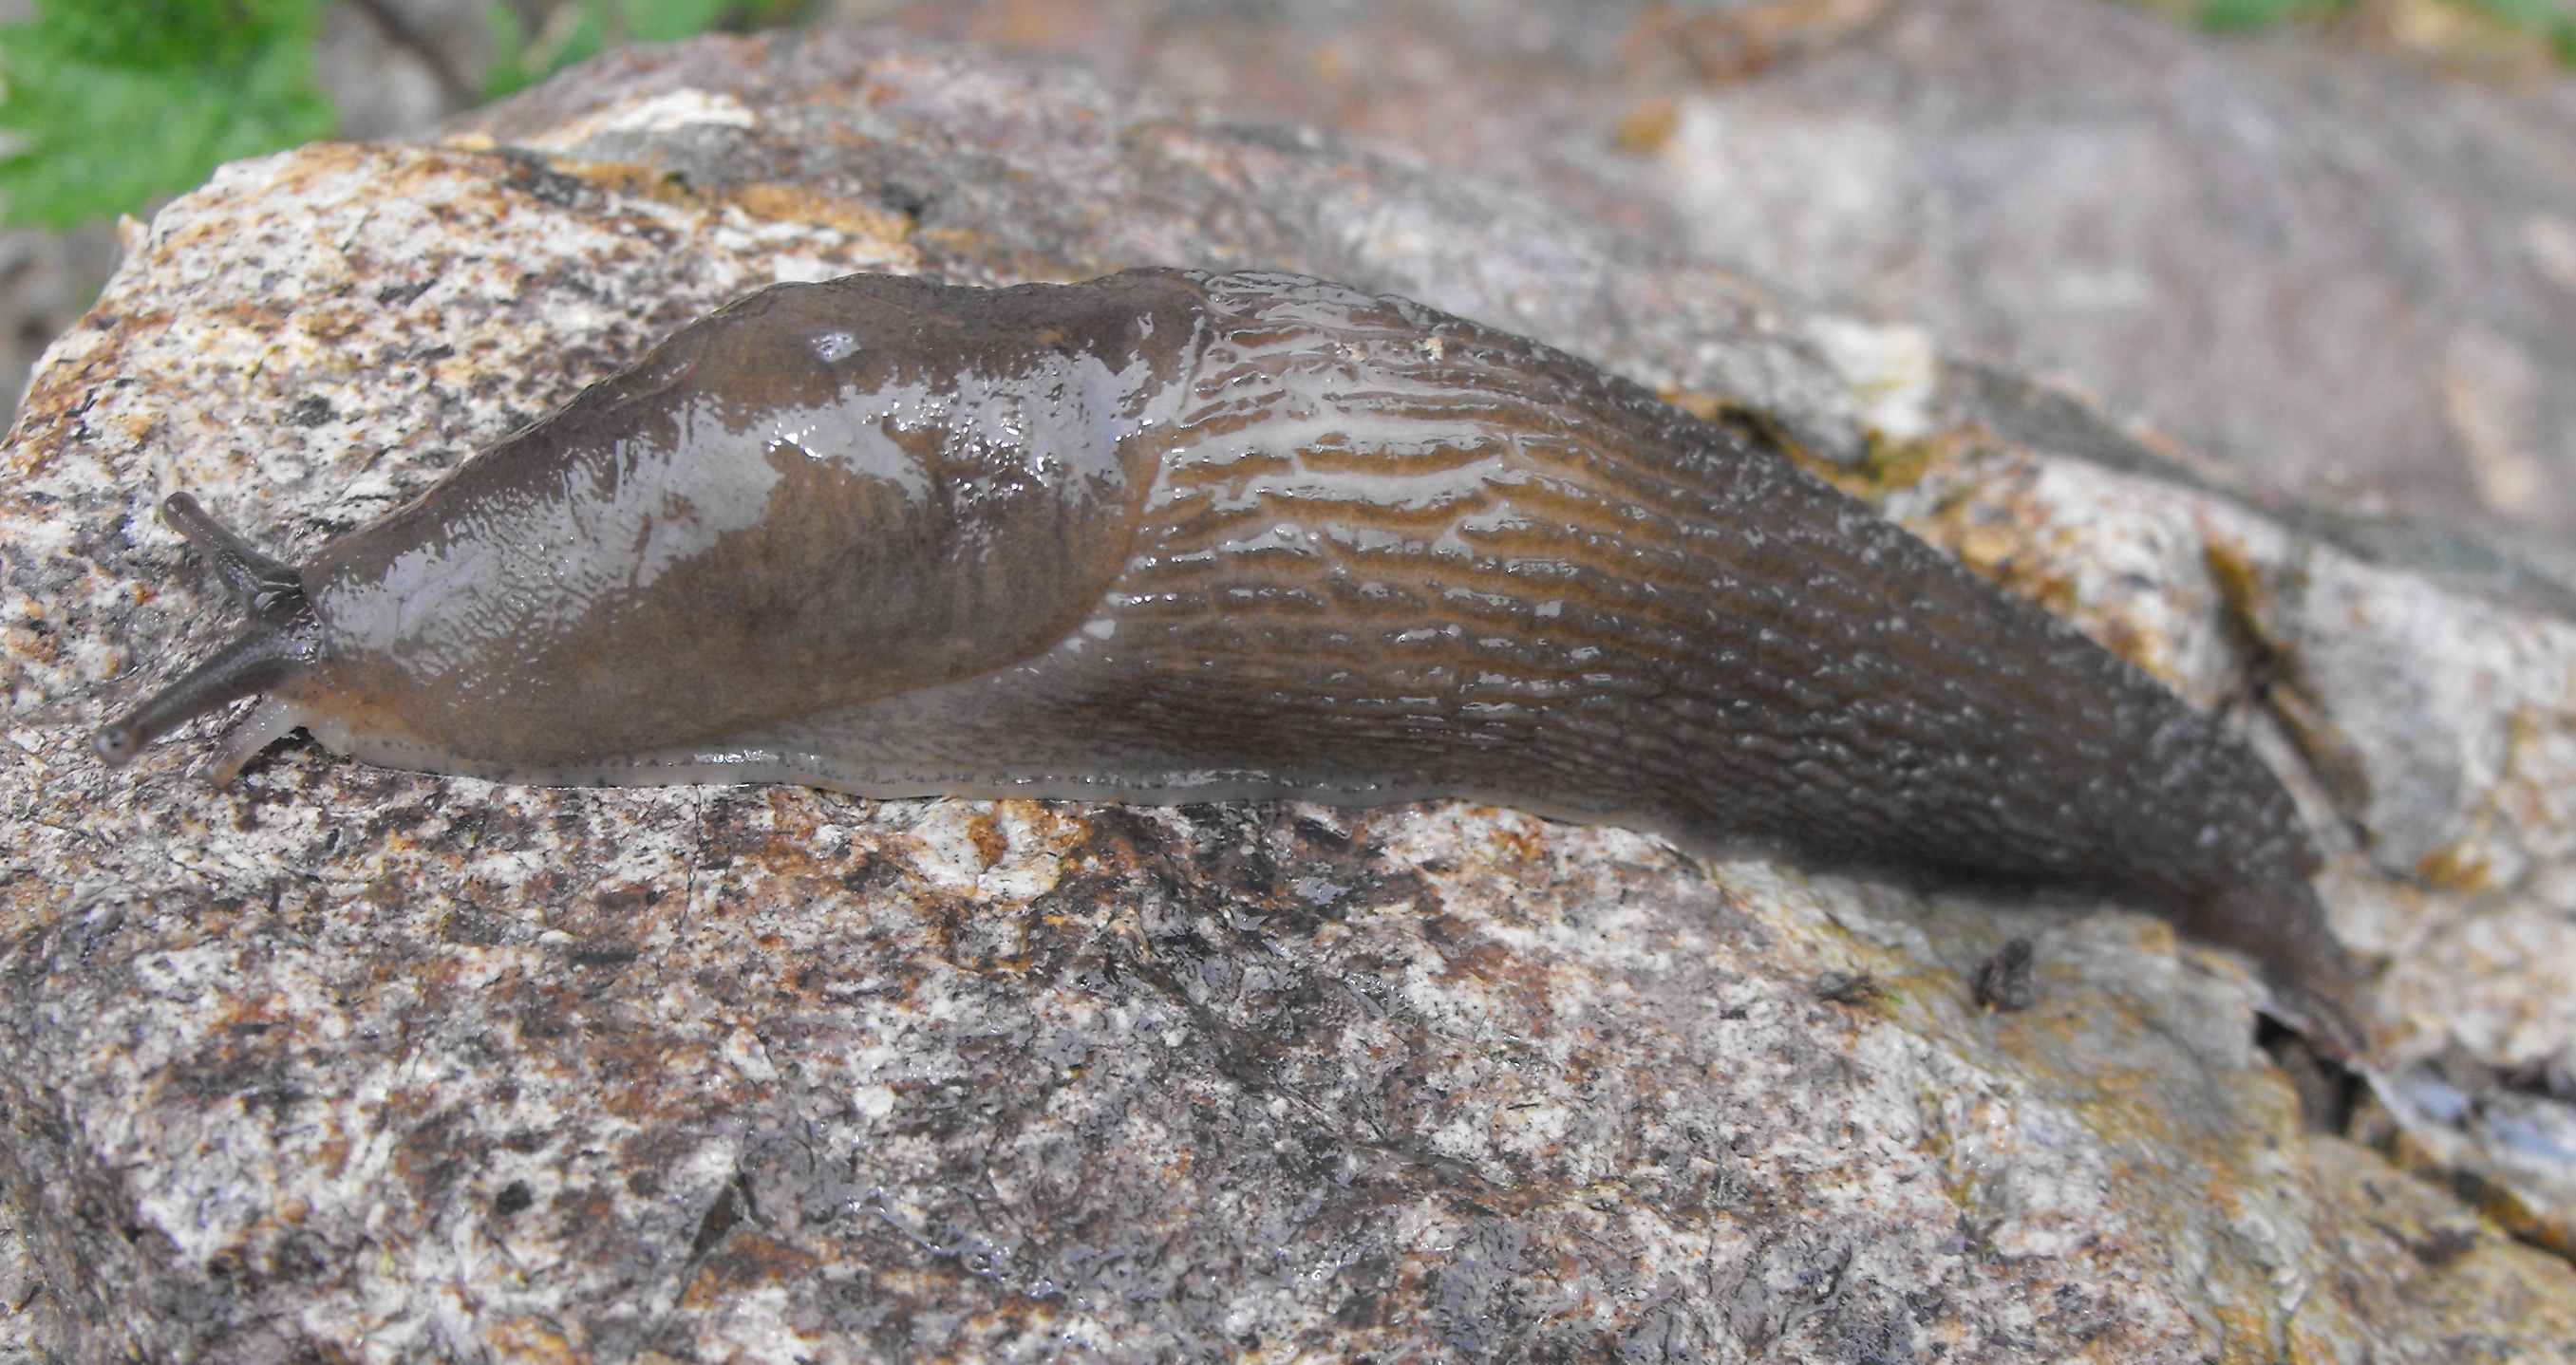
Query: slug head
xmin=94 ymin=494 xmax=325 ymax=785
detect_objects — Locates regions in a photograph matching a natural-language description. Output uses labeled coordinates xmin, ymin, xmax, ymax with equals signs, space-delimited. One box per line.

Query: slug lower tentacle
xmin=95 ymin=267 xmax=2369 ymax=1056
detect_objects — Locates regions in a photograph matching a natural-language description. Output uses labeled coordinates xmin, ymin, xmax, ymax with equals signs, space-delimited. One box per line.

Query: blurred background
xmin=4 ymin=0 xmax=2571 ymax=542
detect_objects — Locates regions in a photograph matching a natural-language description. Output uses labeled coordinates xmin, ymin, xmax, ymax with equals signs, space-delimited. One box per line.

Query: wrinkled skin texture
xmin=97 ymin=269 xmax=2366 ymax=1054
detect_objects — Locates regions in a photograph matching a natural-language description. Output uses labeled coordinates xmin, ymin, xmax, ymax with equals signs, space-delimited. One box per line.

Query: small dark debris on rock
xmin=1971 ymin=938 xmax=2037 ymax=1012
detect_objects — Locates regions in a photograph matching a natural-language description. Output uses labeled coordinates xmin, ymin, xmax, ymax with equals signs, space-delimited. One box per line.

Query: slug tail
xmin=2190 ymin=879 xmax=2373 ymax=1062
xmin=2261 ymin=944 xmax=2372 ymax=1064
xmin=93 ymin=495 xmax=322 ymax=776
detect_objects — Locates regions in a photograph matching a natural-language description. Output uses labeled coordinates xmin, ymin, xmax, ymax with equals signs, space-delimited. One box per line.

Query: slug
xmin=93 ymin=268 xmax=2368 ymax=1056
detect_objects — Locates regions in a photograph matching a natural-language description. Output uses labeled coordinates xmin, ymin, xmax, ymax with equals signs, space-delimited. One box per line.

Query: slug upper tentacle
xmin=94 ymin=267 xmax=2371 ymax=1057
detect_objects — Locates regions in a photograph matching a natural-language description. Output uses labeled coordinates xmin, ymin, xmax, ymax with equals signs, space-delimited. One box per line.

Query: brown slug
xmin=94 ymin=268 xmax=2368 ymax=1055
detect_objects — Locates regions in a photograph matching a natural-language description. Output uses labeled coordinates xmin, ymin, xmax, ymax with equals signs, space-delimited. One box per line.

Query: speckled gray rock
xmin=4 ymin=26 xmax=2575 ymax=1364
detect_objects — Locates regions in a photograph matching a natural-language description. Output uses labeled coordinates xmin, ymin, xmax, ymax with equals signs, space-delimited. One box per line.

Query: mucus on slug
xmin=93 ymin=266 xmax=2371 ymax=1057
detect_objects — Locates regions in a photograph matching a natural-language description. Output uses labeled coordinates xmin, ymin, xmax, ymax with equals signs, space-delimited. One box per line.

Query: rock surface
xmin=3 ymin=22 xmax=2574 ymax=1364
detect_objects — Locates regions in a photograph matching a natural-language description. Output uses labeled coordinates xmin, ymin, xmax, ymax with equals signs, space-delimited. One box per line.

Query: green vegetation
xmin=0 ymin=0 xmax=335 ymax=231
xmin=484 ymin=0 xmax=747 ymax=100
xmin=2472 ymin=0 xmax=2576 ymax=64
xmin=2190 ymin=0 xmax=2576 ymax=64
xmin=0 ymin=0 xmax=776 ymax=231
xmin=2192 ymin=0 xmax=2340 ymax=32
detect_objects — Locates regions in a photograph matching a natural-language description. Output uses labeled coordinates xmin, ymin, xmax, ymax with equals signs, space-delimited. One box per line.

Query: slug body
xmin=98 ymin=269 xmax=2364 ymax=1052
